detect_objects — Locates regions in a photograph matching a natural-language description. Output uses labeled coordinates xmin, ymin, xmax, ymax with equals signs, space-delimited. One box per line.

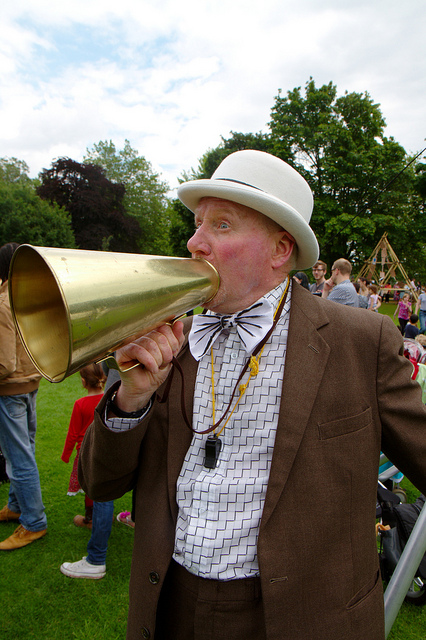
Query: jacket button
xmin=141 ymin=627 xmax=150 ymax=638
xmin=149 ymin=571 xmax=160 ymax=585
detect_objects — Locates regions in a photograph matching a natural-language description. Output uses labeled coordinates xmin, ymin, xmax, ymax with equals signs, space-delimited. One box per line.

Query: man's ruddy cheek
xmin=219 ymin=244 xmax=243 ymax=261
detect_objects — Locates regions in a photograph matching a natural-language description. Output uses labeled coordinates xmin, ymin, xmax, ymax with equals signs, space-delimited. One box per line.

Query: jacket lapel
xmin=261 ymin=285 xmax=331 ymax=527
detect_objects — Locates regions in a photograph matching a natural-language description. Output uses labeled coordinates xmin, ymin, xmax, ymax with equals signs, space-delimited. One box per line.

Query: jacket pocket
xmin=318 ymin=406 xmax=372 ymax=440
xmin=346 ymin=568 xmax=380 ymax=610
xmin=346 ymin=570 xmax=384 ymax=639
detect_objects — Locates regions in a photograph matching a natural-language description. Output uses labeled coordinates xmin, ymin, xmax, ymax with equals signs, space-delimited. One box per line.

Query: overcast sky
xmin=1 ymin=0 xmax=425 ymax=193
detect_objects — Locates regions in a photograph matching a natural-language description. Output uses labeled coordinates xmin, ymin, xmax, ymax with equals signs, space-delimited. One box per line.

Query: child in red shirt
xmin=61 ymin=363 xmax=106 ymax=528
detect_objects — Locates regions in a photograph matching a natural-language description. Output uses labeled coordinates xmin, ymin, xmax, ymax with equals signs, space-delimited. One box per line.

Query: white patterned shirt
xmin=173 ymin=280 xmax=292 ymax=580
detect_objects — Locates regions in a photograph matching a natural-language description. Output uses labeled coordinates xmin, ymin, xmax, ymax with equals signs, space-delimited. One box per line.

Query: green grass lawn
xmin=0 ymin=364 xmax=425 ymax=639
xmin=379 ymin=301 xmax=400 ymax=323
xmin=0 ymin=375 xmax=133 ymax=640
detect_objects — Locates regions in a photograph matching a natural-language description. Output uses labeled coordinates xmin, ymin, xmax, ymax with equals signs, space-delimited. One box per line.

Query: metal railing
xmin=379 ymin=454 xmax=426 ymax=637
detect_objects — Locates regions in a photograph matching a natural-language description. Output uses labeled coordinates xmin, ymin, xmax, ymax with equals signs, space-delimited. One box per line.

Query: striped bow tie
xmin=188 ymin=298 xmax=274 ymax=361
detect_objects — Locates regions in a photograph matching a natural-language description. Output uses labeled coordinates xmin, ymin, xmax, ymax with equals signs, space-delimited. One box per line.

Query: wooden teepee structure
xmin=356 ymin=232 xmax=418 ymax=302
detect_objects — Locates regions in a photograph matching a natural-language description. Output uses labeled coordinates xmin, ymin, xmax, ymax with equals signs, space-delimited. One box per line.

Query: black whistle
xmin=204 ymin=436 xmax=222 ymax=469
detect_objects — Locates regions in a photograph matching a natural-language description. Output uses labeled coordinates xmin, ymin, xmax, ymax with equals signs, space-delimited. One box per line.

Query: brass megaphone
xmin=9 ymin=245 xmax=219 ymax=383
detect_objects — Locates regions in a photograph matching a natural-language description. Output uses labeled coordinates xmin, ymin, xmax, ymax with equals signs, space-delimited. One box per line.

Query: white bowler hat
xmin=178 ymin=149 xmax=319 ymax=270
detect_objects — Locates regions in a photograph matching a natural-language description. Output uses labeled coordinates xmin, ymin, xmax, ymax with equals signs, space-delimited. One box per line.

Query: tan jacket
xmin=0 ymin=280 xmax=41 ymax=395
xmin=79 ymin=284 xmax=426 ymax=640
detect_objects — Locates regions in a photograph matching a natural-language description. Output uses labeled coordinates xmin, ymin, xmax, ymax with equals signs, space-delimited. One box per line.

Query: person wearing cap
xmin=79 ymin=150 xmax=426 ymax=640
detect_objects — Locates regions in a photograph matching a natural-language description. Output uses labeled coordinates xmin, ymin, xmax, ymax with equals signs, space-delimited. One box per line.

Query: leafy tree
xmin=169 ymin=199 xmax=195 ymax=257
xmin=36 ymin=158 xmax=141 ymax=252
xmin=84 ymin=140 xmax=172 ymax=255
xmin=269 ymin=78 xmax=421 ymax=273
xmin=0 ymin=182 xmax=75 ymax=248
xmin=169 ymin=79 xmax=426 ymax=276
xmin=184 ymin=131 xmax=272 ymax=181
xmin=0 ymin=157 xmax=32 ymax=185
xmin=414 ymin=162 xmax=426 ymax=201
xmin=407 ymin=159 xmax=426 ymax=283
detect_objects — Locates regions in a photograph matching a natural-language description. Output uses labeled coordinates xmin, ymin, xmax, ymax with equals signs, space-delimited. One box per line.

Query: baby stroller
xmin=403 ymin=338 xmax=426 ymax=408
xmin=380 ymin=339 xmax=426 ymax=504
xmin=376 ymin=340 xmax=426 ymax=608
xmin=377 ymin=486 xmax=426 ymax=606
xmin=379 ymin=459 xmax=406 ymax=503
xmin=403 ymin=338 xmax=425 ymax=363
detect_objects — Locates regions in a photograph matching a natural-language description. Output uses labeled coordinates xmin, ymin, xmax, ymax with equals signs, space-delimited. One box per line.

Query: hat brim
xmin=178 ymin=179 xmax=319 ymax=270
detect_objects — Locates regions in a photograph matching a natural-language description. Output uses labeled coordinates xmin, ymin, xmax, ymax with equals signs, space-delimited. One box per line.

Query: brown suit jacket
xmin=79 ymin=284 xmax=426 ymax=640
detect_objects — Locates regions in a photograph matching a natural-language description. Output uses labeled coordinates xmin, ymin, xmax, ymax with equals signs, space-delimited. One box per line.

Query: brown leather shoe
xmin=0 ymin=505 xmax=21 ymax=522
xmin=0 ymin=525 xmax=47 ymax=550
xmin=73 ymin=515 xmax=92 ymax=530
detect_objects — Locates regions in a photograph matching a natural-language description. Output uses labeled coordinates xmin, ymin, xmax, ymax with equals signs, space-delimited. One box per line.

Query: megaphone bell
xmin=9 ymin=245 xmax=219 ymax=382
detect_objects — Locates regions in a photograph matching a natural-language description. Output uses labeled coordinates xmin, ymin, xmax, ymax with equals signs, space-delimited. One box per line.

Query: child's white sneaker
xmin=60 ymin=556 xmax=106 ymax=579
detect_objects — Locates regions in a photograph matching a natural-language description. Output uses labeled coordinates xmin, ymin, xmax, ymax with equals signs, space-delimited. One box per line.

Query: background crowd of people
xmin=301 ymin=257 xmax=426 ymax=339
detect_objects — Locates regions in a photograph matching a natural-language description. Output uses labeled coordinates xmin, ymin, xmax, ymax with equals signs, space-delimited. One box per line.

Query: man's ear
xmin=272 ymin=231 xmax=295 ymax=268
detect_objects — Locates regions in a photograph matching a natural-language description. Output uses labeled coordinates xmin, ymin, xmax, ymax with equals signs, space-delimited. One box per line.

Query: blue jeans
xmin=87 ymin=500 xmax=114 ymax=565
xmin=419 ymin=310 xmax=426 ymax=334
xmin=0 ymin=391 xmax=47 ymax=532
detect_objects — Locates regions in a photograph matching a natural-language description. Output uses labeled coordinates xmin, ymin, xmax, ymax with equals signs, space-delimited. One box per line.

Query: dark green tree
xmin=84 ymin=140 xmax=172 ymax=255
xmin=37 ymin=158 xmax=141 ymax=252
xmin=0 ymin=182 xmax=75 ymax=248
xmin=414 ymin=161 xmax=426 ymax=201
xmin=269 ymin=78 xmax=420 ymax=273
xmin=407 ymin=159 xmax=426 ymax=283
xmin=185 ymin=131 xmax=272 ymax=181
xmin=169 ymin=199 xmax=195 ymax=257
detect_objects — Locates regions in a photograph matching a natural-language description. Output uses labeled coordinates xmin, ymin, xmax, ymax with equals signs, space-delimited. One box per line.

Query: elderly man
xmin=79 ymin=151 xmax=426 ymax=640
xmin=322 ymin=257 xmax=359 ymax=307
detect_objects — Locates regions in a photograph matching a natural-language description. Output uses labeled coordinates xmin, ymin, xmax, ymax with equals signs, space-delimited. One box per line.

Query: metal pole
xmin=384 ymin=502 xmax=426 ymax=638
